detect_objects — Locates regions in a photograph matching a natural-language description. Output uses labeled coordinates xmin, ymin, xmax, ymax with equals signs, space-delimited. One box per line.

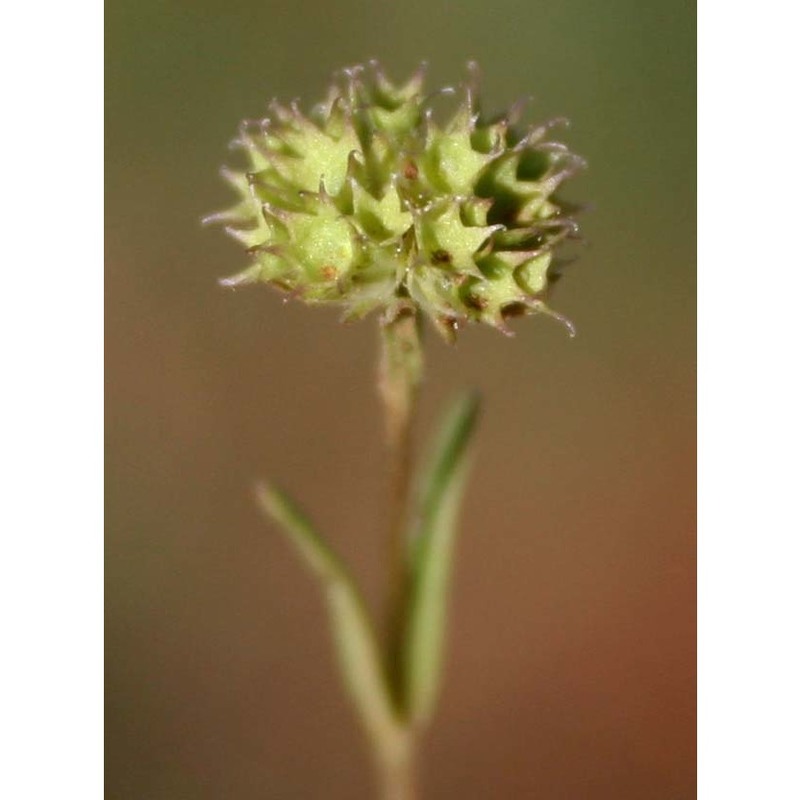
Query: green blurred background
xmin=106 ymin=0 xmax=695 ymax=797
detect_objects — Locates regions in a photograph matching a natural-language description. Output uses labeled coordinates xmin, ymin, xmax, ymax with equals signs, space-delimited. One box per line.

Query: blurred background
xmin=106 ymin=0 xmax=695 ymax=797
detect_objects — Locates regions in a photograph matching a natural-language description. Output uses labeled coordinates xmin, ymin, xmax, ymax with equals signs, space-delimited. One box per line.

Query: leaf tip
xmin=253 ymin=479 xmax=281 ymax=517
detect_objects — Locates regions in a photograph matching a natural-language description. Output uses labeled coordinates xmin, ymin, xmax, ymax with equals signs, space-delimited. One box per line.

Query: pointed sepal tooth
xmin=245 ymin=241 xmax=285 ymax=257
xmin=220 ymin=246 xmax=293 ymax=286
xmin=541 ymin=155 xmax=588 ymax=193
xmin=470 ymin=117 xmax=509 ymax=156
xmin=364 ymin=63 xmax=426 ymax=136
xmin=314 ymin=177 xmax=334 ymax=203
xmin=201 ymin=202 xmax=252 ymax=226
xmin=232 ymin=118 xmax=268 ymax=145
xmin=464 ymin=60 xmax=482 ymax=112
xmin=351 ymin=180 xmax=412 ymax=241
xmin=366 ymin=59 xmax=427 ymax=107
xmin=220 ymin=167 xmax=249 ymax=194
xmin=418 ymin=105 xmax=437 ymax=148
xmin=246 ymin=169 xmax=299 ymax=208
xmin=285 ymin=100 xmax=333 ymax=143
xmin=442 ymin=62 xmax=482 ymax=135
xmin=267 ymin=99 xmax=296 ymax=126
xmin=327 ymin=70 xmax=356 ymax=116
xmin=535 ymin=141 xmax=570 ymax=155
xmin=309 ymin=85 xmax=340 ymax=125
xmin=534 ymin=216 xmax=581 ymax=241
xmin=218 ymin=263 xmax=263 ymax=287
xmin=514 ymin=117 xmax=571 ymax=151
xmin=493 ymin=217 xmax=576 ymax=253
xmin=404 ymin=61 xmax=429 ymax=96
xmin=337 ymin=156 xmax=365 ymax=207
xmin=337 ymin=173 xmax=356 ymax=214
xmin=345 ymin=149 xmax=367 ymax=179
xmin=254 ymin=181 xmax=306 ymax=214
xmin=229 ymin=136 xmax=270 ymax=172
xmin=370 ymin=101 xmax=423 ymax=136
xmin=259 ymin=201 xmax=291 ymax=225
xmin=491 ymin=225 xmax=544 ymax=251
xmin=506 ymin=95 xmax=533 ymax=127
xmin=289 ymin=99 xmax=308 ymax=122
xmin=523 ymin=299 xmax=577 ymax=337
xmin=223 ymin=224 xmax=271 ymax=250
xmin=421 ymin=84 xmax=457 ymax=115
xmin=361 ymin=127 xmax=394 ymax=182
xmin=256 ymin=122 xmax=298 ymax=158
xmin=444 ymin=87 xmax=476 ymax=135
xmin=321 ymin=95 xmax=353 ymax=139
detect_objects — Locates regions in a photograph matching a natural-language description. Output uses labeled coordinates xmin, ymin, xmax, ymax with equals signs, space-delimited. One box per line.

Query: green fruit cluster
xmin=207 ymin=62 xmax=584 ymax=338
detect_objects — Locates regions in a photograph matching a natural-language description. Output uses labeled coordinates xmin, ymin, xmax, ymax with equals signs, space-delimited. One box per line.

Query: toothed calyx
xmin=207 ymin=62 xmax=585 ymax=339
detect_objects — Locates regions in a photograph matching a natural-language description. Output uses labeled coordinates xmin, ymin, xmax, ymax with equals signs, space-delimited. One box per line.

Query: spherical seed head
xmin=207 ymin=62 xmax=585 ymax=339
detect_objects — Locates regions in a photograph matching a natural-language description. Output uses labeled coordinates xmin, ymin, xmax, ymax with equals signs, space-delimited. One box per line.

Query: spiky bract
xmin=206 ymin=62 xmax=584 ymax=338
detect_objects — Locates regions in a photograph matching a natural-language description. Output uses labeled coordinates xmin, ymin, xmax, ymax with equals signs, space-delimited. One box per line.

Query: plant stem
xmin=377 ymin=731 xmax=417 ymax=800
xmin=379 ymin=310 xmax=423 ymax=677
xmin=377 ymin=309 xmax=423 ymax=798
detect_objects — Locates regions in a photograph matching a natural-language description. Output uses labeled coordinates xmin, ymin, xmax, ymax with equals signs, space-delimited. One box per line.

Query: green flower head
xmin=206 ymin=61 xmax=585 ymax=339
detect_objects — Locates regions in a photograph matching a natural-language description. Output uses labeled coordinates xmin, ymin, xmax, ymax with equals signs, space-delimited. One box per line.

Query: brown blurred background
xmin=106 ymin=1 xmax=695 ymax=797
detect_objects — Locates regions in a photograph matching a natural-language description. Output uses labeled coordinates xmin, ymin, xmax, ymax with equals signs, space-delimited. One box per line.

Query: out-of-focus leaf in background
xmin=404 ymin=391 xmax=480 ymax=727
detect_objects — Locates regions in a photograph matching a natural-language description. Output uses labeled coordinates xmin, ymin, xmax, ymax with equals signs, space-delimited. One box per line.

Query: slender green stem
xmin=377 ymin=730 xmax=417 ymax=800
xmin=377 ymin=309 xmax=423 ymax=799
xmin=378 ymin=311 xmax=423 ymax=687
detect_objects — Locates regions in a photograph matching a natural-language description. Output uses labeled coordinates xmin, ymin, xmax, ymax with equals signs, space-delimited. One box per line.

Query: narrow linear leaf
xmin=255 ymin=483 xmax=404 ymax=751
xmin=404 ymin=391 xmax=481 ymax=726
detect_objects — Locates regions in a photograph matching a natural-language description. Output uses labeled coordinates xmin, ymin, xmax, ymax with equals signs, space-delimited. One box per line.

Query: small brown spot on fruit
xmin=464 ymin=293 xmax=488 ymax=311
xmin=403 ymin=160 xmax=419 ymax=180
xmin=321 ymin=265 xmax=338 ymax=281
xmin=431 ymin=249 xmax=452 ymax=265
